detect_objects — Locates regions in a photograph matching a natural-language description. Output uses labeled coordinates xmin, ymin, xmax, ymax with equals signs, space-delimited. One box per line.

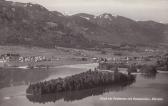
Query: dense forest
xmin=27 ymin=79 xmax=135 ymax=103
xmin=156 ymin=55 xmax=168 ymax=71
xmin=26 ymin=70 xmax=135 ymax=95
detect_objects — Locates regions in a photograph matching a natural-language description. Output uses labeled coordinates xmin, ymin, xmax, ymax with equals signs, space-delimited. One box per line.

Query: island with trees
xmin=26 ymin=70 xmax=135 ymax=95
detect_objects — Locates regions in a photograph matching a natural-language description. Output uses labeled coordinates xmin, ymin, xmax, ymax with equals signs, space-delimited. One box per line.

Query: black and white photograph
xmin=0 ymin=0 xmax=168 ymax=106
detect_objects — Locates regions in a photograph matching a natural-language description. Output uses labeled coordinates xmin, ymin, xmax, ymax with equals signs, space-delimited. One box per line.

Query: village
xmin=0 ymin=53 xmax=49 ymax=68
xmin=0 ymin=46 xmax=167 ymax=71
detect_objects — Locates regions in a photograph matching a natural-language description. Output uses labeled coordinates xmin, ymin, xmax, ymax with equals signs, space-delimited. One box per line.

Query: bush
xmin=139 ymin=65 xmax=157 ymax=74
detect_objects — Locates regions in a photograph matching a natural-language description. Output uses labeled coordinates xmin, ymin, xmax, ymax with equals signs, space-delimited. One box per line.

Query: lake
xmin=0 ymin=63 xmax=168 ymax=106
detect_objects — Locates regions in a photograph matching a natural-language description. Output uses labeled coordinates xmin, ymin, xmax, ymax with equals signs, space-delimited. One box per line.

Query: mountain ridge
xmin=0 ymin=0 xmax=168 ymax=49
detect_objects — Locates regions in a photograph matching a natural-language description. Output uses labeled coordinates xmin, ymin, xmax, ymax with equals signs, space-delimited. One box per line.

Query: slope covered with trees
xmin=0 ymin=0 xmax=168 ymax=48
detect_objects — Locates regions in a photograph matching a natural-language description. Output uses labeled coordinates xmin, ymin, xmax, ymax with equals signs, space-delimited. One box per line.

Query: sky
xmin=8 ymin=0 xmax=168 ymax=23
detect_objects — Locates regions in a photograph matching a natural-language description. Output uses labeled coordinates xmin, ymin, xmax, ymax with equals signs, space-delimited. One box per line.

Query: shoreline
xmin=0 ymin=63 xmax=168 ymax=74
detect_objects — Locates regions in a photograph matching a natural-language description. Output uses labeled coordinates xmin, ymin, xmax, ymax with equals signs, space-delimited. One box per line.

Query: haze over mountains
xmin=0 ymin=0 xmax=168 ymax=48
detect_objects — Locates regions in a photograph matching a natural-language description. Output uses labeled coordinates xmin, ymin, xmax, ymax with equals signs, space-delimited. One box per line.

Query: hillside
xmin=0 ymin=0 xmax=97 ymax=48
xmin=0 ymin=0 xmax=168 ymax=48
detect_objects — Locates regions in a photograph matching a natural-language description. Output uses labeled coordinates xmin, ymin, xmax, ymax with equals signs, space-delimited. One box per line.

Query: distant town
xmin=0 ymin=46 xmax=168 ymax=72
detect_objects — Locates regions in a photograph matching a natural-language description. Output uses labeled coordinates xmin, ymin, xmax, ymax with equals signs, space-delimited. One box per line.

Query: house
xmin=0 ymin=53 xmax=20 ymax=62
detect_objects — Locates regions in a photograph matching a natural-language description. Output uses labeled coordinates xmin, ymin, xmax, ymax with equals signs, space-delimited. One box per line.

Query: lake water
xmin=0 ymin=63 xmax=168 ymax=106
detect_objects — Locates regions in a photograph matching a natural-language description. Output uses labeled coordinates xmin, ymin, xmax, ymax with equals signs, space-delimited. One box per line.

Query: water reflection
xmin=0 ymin=68 xmax=49 ymax=89
xmin=26 ymin=75 xmax=136 ymax=103
xmin=140 ymin=73 xmax=157 ymax=79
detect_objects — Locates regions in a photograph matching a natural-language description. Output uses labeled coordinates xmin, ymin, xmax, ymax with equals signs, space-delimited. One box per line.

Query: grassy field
xmin=0 ymin=46 xmax=96 ymax=67
xmin=0 ymin=45 xmax=166 ymax=67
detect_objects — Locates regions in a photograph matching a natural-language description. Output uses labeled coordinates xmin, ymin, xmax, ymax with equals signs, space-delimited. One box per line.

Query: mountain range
xmin=0 ymin=0 xmax=168 ymax=49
